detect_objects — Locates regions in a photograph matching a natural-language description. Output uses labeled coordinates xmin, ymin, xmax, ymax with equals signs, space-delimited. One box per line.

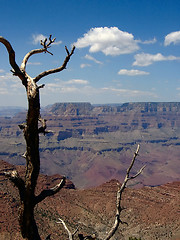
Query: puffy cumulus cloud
xmin=118 ymin=69 xmax=149 ymax=76
xmin=32 ymin=34 xmax=62 ymax=45
xmin=164 ymin=31 xmax=180 ymax=46
xmin=84 ymin=54 xmax=103 ymax=64
xmin=74 ymin=27 xmax=139 ymax=56
xmin=133 ymin=53 xmax=180 ymax=66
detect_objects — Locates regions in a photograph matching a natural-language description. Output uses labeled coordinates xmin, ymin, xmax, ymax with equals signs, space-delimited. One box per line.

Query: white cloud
xmin=0 ymin=72 xmax=17 ymax=82
xmin=164 ymin=31 xmax=180 ymax=46
xmin=80 ymin=63 xmax=91 ymax=68
xmin=0 ymin=69 xmax=4 ymax=73
xmin=118 ymin=69 xmax=149 ymax=76
xmin=0 ymin=72 xmax=24 ymax=95
xmin=102 ymin=87 xmax=157 ymax=97
xmin=74 ymin=27 xmax=139 ymax=56
xmin=66 ymin=79 xmax=89 ymax=85
xmin=140 ymin=37 xmax=157 ymax=45
xmin=133 ymin=53 xmax=180 ymax=66
xmin=51 ymin=40 xmax=62 ymax=45
xmin=44 ymin=80 xmax=92 ymax=94
xmin=32 ymin=34 xmax=62 ymax=45
xmin=0 ymin=87 xmax=8 ymax=95
xmin=84 ymin=54 xmax=103 ymax=64
xmin=32 ymin=34 xmax=47 ymax=45
xmin=45 ymin=78 xmax=89 ymax=92
xmin=41 ymin=76 xmax=159 ymax=103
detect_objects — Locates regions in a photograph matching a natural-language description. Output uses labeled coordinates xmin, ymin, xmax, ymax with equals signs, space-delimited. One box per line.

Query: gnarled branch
xmin=38 ymin=117 xmax=47 ymax=135
xmin=20 ymin=35 xmax=56 ymax=72
xmin=38 ymin=117 xmax=53 ymax=135
xmin=20 ymin=48 xmax=46 ymax=72
xmin=104 ymin=144 xmax=145 ymax=240
xmin=33 ymin=45 xmax=75 ymax=83
xmin=40 ymin=34 xmax=56 ymax=55
xmin=35 ymin=176 xmax=66 ymax=205
xmin=0 ymin=36 xmax=26 ymax=85
xmin=4 ymin=170 xmax=25 ymax=201
xmin=57 ymin=218 xmax=74 ymax=240
xmin=40 ymin=35 xmax=56 ymax=48
xmin=57 ymin=218 xmax=96 ymax=240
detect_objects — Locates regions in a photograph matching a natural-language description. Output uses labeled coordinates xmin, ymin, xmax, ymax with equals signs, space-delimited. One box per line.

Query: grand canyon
xmin=0 ymin=102 xmax=180 ymax=239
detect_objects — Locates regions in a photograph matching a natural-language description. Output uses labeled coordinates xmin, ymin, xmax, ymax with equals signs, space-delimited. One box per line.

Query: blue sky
xmin=0 ymin=0 xmax=180 ymax=107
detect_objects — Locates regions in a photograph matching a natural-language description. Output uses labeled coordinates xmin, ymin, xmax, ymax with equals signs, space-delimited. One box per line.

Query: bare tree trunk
xmin=19 ymin=89 xmax=41 ymax=239
xmin=19 ymin=204 xmax=40 ymax=240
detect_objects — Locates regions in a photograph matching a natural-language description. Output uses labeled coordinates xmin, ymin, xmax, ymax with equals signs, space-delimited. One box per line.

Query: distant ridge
xmin=47 ymin=101 xmax=180 ymax=115
xmin=1 ymin=102 xmax=180 ymax=117
xmin=0 ymin=106 xmax=26 ymax=117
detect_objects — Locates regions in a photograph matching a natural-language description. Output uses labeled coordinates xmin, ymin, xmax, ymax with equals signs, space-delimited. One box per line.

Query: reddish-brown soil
xmin=0 ymin=160 xmax=179 ymax=240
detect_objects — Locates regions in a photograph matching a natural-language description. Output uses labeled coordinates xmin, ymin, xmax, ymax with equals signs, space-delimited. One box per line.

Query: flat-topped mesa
xmin=47 ymin=102 xmax=180 ymax=116
xmin=47 ymin=102 xmax=93 ymax=115
xmin=117 ymin=102 xmax=180 ymax=113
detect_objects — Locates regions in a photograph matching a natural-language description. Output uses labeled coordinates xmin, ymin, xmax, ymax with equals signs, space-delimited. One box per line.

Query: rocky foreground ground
xmin=0 ymin=160 xmax=179 ymax=240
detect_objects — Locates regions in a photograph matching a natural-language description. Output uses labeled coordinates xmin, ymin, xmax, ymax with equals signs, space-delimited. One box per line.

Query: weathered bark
xmin=20 ymin=85 xmax=41 ymax=239
xmin=0 ymin=35 xmax=75 ymax=240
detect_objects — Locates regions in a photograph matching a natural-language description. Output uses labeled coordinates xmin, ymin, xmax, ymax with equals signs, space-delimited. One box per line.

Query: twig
xmin=57 ymin=218 xmax=74 ymax=240
xmin=35 ymin=177 xmax=66 ymax=204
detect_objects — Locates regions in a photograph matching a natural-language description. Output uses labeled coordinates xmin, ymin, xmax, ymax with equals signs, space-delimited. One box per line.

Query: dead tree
xmin=0 ymin=35 xmax=75 ymax=240
xmin=104 ymin=144 xmax=145 ymax=240
xmin=57 ymin=144 xmax=145 ymax=240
